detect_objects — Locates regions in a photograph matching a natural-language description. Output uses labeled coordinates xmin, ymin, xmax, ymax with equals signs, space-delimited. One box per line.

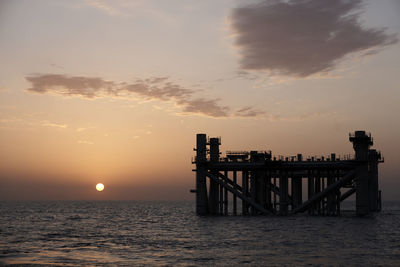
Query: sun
xmin=96 ymin=183 xmax=104 ymax=192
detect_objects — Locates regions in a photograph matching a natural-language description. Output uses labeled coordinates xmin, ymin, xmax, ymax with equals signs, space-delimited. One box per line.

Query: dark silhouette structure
xmin=191 ymin=131 xmax=383 ymax=216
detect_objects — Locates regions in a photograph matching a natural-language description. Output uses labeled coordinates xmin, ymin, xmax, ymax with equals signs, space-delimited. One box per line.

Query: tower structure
xmin=192 ymin=131 xmax=383 ymax=216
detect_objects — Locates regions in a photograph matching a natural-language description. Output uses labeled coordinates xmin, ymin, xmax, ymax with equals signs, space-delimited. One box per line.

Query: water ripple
xmin=1 ymin=201 xmax=400 ymax=266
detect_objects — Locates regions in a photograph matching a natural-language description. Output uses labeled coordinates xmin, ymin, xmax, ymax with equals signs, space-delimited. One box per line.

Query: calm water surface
xmin=1 ymin=201 xmax=400 ymax=266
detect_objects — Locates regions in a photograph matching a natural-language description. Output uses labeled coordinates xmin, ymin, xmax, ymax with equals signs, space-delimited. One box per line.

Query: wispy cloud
xmin=0 ymin=115 xmax=69 ymax=130
xmin=26 ymin=74 xmax=115 ymax=98
xmin=26 ymin=74 xmax=264 ymax=118
xmin=231 ymin=0 xmax=397 ymax=77
xmin=177 ymin=98 xmax=230 ymax=118
xmin=235 ymin=106 xmax=266 ymax=118
xmin=41 ymin=121 xmax=67 ymax=129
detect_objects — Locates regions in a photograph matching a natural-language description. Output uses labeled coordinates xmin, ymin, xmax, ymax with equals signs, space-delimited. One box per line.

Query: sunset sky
xmin=1 ymin=0 xmax=399 ymax=200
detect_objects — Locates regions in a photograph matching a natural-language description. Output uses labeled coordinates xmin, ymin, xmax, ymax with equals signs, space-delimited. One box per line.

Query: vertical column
xmin=279 ymin=171 xmax=288 ymax=215
xmin=195 ymin=134 xmax=208 ymax=215
xmin=368 ymin=150 xmax=380 ymax=212
xmin=336 ymin=169 xmax=341 ymax=216
xmin=273 ymin=175 xmax=277 ymax=212
xmin=249 ymin=152 xmax=257 ymax=215
xmin=255 ymin=155 xmax=267 ymax=213
xmin=321 ymin=172 xmax=325 ymax=215
xmin=233 ymin=171 xmax=237 ymax=215
xmin=292 ymin=175 xmax=302 ymax=209
xmin=308 ymin=168 xmax=315 ymax=215
xmin=219 ymin=181 xmax=223 ymax=214
xmin=336 ymin=189 xmax=341 ymax=216
xmin=259 ymin=171 xmax=267 ymax=210
xmin=224 ymin=171 xmax=228 ymax=215
xmin=250 ymin=171 xmax=257 ymax=215
xmin=315 ymin=171 xmax=321 ymax=215
xmin=350 ymin=131 xmax=373 ymax=216
xmin=327 ymin=170 xmax=336 ymax=215
xmin=209 ymin=137 xmax=220 ymax=215
xmin=265 ymin=171 xmax=272 ymax=211
xmin=242 ymin=171 xmax=248 ymax=215
xmin=330 ymin=154 xmax=337 ymax=215
xmin=296 ymin=154 xmax=303 ymax=208
xmin=378 ymin=191 xmax=382 ymax=211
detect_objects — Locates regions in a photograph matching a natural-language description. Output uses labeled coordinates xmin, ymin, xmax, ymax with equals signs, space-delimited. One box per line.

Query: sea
xmin=1 ymin=201 xmax=399 ymax=266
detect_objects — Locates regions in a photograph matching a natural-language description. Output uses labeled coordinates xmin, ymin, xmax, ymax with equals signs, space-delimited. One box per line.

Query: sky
xmin=0 ymin=0 xmax=399 ymax=200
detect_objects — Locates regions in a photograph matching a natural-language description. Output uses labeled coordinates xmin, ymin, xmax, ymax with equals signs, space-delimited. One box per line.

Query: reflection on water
xmin=1 ymin=201 xmax=400 ymax=266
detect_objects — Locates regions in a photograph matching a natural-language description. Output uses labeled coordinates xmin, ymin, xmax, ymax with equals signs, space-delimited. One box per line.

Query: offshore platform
xmin=191 ymin=131 xmax=383 ymax=216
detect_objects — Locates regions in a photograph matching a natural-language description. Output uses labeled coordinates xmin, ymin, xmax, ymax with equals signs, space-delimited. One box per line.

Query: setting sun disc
xmin=96 ymin=183 xmax=104 ymax=191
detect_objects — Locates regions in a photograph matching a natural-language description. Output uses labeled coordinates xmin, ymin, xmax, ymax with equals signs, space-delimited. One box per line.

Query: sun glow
xmin=96 ymin=183 xmax=104 ymax=191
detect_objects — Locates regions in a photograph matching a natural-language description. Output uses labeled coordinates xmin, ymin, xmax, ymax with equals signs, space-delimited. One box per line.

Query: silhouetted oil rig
xmin=191 ymin=131 xmax=383 ymax=216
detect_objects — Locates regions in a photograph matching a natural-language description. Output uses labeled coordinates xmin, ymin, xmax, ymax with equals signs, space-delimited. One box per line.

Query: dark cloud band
xmin=26 ymin=74 xmax=264 ymax=118
xmin=231 ymin=0 xmax=397 ymax=77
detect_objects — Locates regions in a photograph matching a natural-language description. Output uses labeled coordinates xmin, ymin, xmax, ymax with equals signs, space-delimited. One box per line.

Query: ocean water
xmin=1 ymin=201 xmax=400 ymax=266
